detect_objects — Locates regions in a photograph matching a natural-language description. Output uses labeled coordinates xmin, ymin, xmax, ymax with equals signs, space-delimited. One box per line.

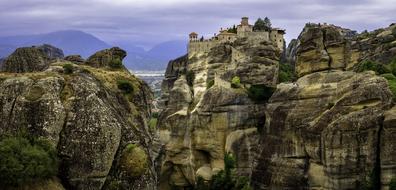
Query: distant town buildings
xmin=188 ymin=17 xmax=285 ymax=54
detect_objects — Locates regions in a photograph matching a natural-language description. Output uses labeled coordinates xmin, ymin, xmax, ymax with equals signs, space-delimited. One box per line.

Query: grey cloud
xmin=0 ymin=0 xmax=395 ymax=48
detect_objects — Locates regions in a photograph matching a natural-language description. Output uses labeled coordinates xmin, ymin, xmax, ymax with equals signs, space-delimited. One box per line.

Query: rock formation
xmin=37 ymin=44 xmax=64 ymax=60
xmin=158 ymin=32 xmax=280 ymax=189
xmin=252 ymin=70 xmax=393 ymax=189
xmin=86 ymin=47 xmax=127 ymax=68
xmin=0 ymin=46 xmax=157 ymax=190
xmin=64 ymin=54 xmax=85 ymax=64
xmin=158 ymin=22 xmax=396 ymax=190
xmin=1 ymin=44 xmax=64 ymax=73
xmin=294 ymin=23 xmax=396 ymax=77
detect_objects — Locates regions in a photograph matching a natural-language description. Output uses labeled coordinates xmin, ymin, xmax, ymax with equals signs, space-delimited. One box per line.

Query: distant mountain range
xmin=0 ymin=30 xmax=187 ymax=70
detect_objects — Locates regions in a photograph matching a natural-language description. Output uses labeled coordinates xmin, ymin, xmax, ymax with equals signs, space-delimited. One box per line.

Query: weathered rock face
xmin=294 ymin=23 xmax=396 ymax=77
xmin=86 ymin=47 xmax=127 ymax=68
xmin=381 ymin=106 xmax=396 ymax=188
xmin=158 ymin=35 xmax=280 ymax=189
xmin=37 ymin=44 xmax=64 ymax=60
xmin=159 ymin=23 xmax=396 ymax=190
xmin=252 ymin=71 xmax=393 ymax=190
xmin=1 ymin=44 xmax=64 ymax=73
xmin=0 ymin=48 xmax=157 ymax=190
xmin=2 ymin=46 xmax=50 ymax=73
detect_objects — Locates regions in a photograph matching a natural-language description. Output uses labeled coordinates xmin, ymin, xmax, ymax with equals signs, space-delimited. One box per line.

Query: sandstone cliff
xmin=294 ymin=23 xmax=396 ymax=77
xmin=158 ymin=34 xmax=281 ymax=189
xmin=0 ymin=46 xmax=157 ymax=190
xmin=158 ymin=23 xmax=396 ymax=190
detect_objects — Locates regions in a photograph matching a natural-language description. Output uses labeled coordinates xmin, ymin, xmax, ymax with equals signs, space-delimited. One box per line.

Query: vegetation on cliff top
xmin=253 ymin=17 xmax=272 ymax=31
xmin=355 ymin=58 xmax=396 ymax=99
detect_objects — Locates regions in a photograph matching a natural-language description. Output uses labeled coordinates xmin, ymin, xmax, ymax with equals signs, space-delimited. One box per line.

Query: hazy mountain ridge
xmin=0 ymin=30 xmax=187 ymax=70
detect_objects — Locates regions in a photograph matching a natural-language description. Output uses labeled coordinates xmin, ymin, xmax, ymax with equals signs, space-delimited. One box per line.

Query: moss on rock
xmin=120 ymin=144 xmax=148 ymax=178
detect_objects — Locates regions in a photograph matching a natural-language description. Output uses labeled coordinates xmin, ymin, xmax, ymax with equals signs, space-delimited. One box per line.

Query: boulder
xmin=86 ymin=47 xmax=127 ymax=68
xmin=252 ymin=70 xmax=393 ymax=190
xmin=293 ymin=23 xmax=396 ymax=77
xmin=0 ymin=63 xmax=156 ymax=190
xmin=37 ymin=44 xmax=64 ymax=60
xmin=2 ymin=46 xmax=50 ymax=73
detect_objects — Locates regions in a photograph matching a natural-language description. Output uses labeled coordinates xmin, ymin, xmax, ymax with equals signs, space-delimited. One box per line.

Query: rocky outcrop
xmin=86 ymin=47 xmax=127 ymax=68
xmin=251 ymin=70 xmax=393 ymax=189
xmin=0 ymin=48 xmax=156 ymax=190
xmin=1 ymin=44 xmax=64 ymax=73
xmin=159 ymin=22 xmax=396 ymax=190
xmin=37 ymin=44 xmax=64 ymax=60
xmin=2 ymin=46 xmax=50 ymax=73
xmin=64 ymin=55 xmax=85 ymax=64
xmin=294 ymin=23 xmax=396 ymax=77
xmin=158 ymin=34 xmax=280 ymax=189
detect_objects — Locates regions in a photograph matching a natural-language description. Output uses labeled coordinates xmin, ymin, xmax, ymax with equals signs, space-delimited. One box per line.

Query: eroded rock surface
xmin=158 ymin=34 xmax=279 ymax=189
xmin=86 ymin=47 xmax=127 ymax=68
xmin=252 ymin=71 xmax=393 ymax=190
xmin=294 ymin=23 xmax=396 ymax=77
xmin=0 ymin=47 xmax=157 ymax=190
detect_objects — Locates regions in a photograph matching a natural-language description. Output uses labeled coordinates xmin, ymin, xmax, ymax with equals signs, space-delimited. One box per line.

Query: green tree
xmin=227 ymin=25 xmax=237 ymax=34
xmin=253 ymin=18 xmax=266 ymax=31
xmin=253 ymin=17 xmax=271 ymax=31
xmin=0 ymin=136 xmax=58 ymax=187
xmin=263 ymin=17 xmax=272 ymax=31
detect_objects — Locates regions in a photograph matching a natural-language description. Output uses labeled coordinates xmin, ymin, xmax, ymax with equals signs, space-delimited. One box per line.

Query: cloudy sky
xmin=0 ymin=0 xmax=395 ymax=48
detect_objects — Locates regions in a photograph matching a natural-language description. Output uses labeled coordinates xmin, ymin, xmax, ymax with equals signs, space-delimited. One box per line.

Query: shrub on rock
xmin=0 ymin=136 xmax=58 ymax=187
xmin=117 ymin=79 xmax=134 ymax=94
xmin=62 ymin=63 xmax=74 ymax=74
xmin=120 ymin=144 xmax=148 ymax=178
xmin=231 ymin=76 xmax=241 ymax=88
xmin=247 ymin=84 xmax=275 ymax=103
